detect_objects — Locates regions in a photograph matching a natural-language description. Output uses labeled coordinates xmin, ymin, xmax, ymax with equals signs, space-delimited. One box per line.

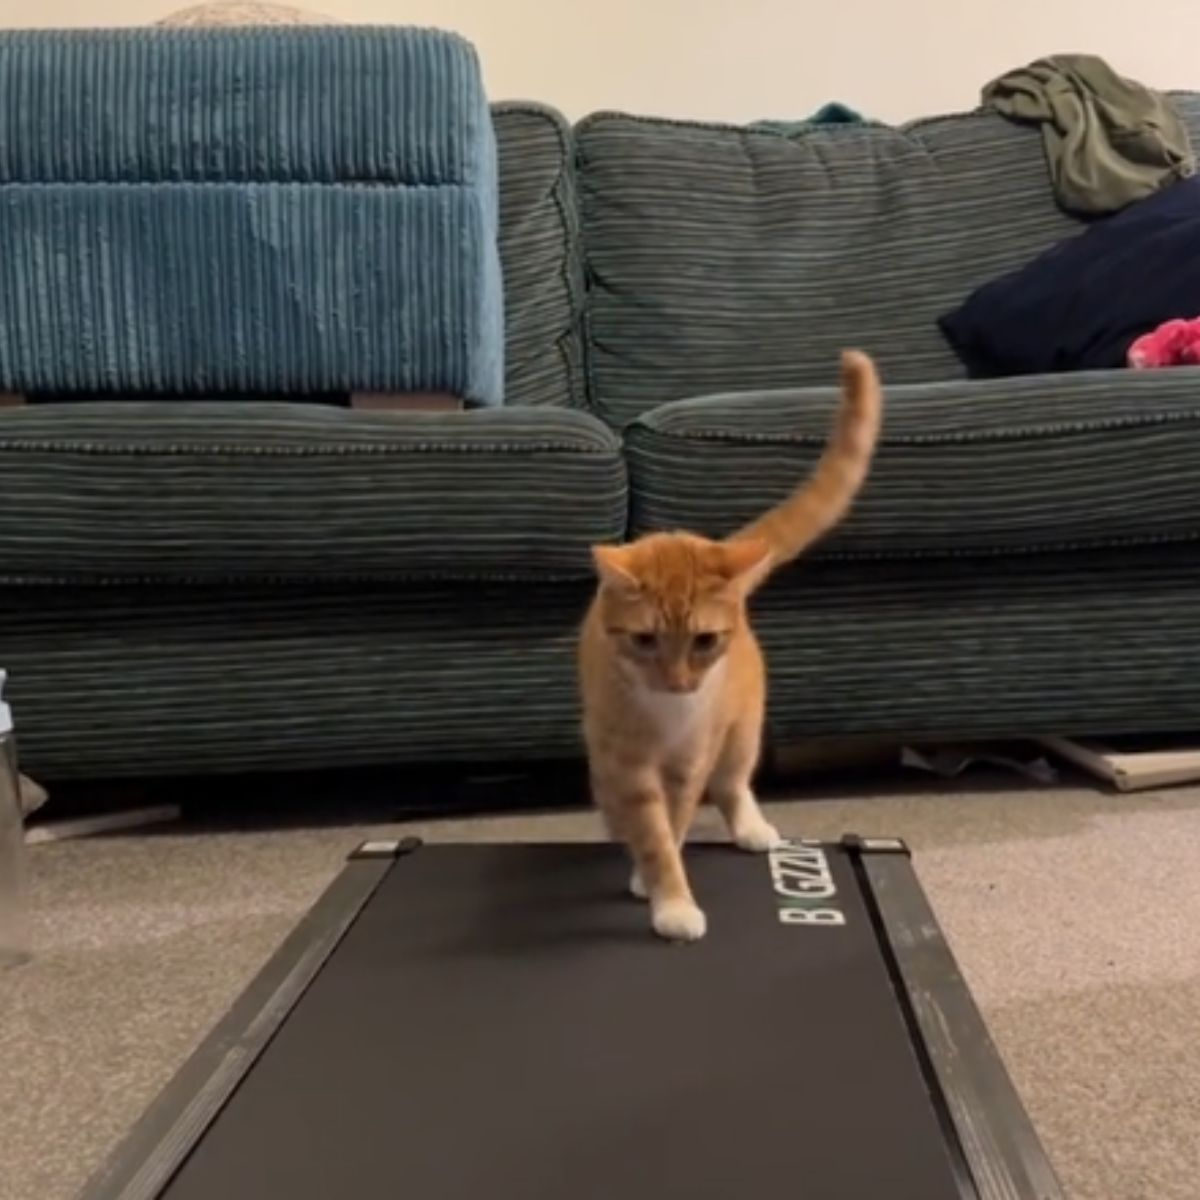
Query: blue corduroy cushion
xmin=0 ymin=27 xmax=503 ymax=404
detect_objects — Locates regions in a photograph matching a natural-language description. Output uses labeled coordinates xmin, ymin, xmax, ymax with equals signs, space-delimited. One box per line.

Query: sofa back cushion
xmin=494 ymin=103 xmax=588 ymax=408
xmin=577 ymin=96 xmax=1200 ymax=428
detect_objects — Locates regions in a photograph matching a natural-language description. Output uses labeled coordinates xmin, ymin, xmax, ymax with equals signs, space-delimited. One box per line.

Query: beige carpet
xmin=3 ymin=780 xmax=1200 ymax=1200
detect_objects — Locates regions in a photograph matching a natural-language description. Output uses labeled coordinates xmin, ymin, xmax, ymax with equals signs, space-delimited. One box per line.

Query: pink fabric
xmin=1127 ymin=317 xmax=1200 ymax=367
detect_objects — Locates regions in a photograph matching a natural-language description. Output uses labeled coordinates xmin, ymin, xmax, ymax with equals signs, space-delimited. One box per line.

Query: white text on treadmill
xmin=768 ymin=844 xmax=846 ymax=926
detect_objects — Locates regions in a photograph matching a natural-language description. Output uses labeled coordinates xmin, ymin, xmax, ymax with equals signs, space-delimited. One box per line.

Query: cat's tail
xmin=730 ymin=349 xmax=883 ymax=566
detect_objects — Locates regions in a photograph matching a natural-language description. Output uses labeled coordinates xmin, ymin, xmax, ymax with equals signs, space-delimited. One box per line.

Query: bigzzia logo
xmin=768 ymin=841 xmax=846 ymax=926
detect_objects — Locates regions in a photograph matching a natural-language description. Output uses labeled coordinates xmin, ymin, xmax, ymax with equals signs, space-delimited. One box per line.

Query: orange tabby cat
xmin=578 ymin=350 xmax=883 ymax=941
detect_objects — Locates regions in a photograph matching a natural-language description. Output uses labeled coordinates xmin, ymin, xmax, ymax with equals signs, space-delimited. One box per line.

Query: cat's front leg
xmin=630 ymin=761 xmax=707 ymax=900
xmin=597 ymin=774 xmax=707 ymax=942
xmin=709 ymin=716 xmax=783 ymax=852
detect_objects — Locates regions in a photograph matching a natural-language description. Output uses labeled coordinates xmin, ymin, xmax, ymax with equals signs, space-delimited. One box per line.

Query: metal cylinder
xmin=0 ymin=669 xmax=30 ymax=967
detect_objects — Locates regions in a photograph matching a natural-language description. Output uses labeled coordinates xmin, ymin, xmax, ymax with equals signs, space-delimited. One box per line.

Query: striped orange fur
xmin=578 ymin=351 xmax=883 ymax=941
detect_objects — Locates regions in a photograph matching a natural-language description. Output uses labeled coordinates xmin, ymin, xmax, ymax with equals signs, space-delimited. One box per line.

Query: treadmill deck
xmin=79 ymin=838 xmax=1065 ymax=1200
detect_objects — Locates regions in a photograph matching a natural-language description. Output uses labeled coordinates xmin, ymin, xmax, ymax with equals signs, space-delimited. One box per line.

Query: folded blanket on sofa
xmin=0 ymin=28 xmax=504 ymax=405
xmin=983 ymin=53 xmax=1194 ymax=214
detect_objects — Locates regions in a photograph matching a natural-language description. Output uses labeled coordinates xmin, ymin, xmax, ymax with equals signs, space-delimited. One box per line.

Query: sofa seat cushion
xmin=627 ymin=369 xmax=1200 ymax=557
xmin=0 ymin=403 xmax=625 ymax=583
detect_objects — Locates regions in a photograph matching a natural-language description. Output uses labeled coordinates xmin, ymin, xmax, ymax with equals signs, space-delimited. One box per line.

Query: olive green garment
xmin=982 ymin=53 xmax=1194 ymax=214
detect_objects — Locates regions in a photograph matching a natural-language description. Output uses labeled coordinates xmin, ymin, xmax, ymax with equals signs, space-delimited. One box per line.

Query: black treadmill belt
xmin=162 ymin=843 xmax=967 ymax=1200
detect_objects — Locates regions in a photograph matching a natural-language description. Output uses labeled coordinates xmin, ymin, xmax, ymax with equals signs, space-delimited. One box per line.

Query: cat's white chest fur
xmin=631 ymin=661 xmax=726 ymax=751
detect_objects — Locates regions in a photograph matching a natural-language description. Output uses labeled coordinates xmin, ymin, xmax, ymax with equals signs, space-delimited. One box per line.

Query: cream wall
xmin=0 ymin=0 xmax=1198 ymax=125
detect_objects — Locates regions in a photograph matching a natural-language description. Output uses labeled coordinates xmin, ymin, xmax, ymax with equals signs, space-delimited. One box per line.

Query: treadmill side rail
xmin=75 ymin=851 xmax=399 ymax=1200
xmin=860 ymin=852 xmax=1066 ymax=1200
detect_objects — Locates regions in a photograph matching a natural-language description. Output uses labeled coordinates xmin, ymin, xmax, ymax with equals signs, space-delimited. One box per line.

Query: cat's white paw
xmin=652 ymin=899 xmax=707 ymax=942
xmin=732 ymin=816 xmax=784 ymax=853
xmin=629 ymin=869 xmax=648 ymax=900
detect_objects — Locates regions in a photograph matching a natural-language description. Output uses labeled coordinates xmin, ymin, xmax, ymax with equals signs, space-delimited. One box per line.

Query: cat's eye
xmin=630 ymin=632 xmax=658 ymax=652
xmin=692 ymin=632 xmax=720 ymax=653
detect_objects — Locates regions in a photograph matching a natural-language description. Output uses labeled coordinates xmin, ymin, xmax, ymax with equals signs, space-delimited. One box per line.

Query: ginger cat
xmin=578 ymin=350 xmax=883 ymax=942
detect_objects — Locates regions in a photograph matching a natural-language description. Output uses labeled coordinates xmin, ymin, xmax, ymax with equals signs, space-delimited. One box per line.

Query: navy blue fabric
xmin=939 ymin=176 xmax=1200 ymax=376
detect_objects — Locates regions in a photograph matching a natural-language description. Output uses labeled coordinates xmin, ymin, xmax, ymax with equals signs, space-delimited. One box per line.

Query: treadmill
xmin=78 ymin=837 xmax=1066 ymax=1200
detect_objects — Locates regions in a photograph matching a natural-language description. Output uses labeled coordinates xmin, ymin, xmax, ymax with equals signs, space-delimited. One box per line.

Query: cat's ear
xmin=721 ymin=538 xmax=774 ymax=595
xmin=591 ymin=544 xmax=641 ymax=592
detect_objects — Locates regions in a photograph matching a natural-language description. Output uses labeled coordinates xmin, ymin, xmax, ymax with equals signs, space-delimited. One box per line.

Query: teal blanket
xmin=0 ymin=28 xmax=504 ymax=405
xmin=752 ymin=102 xmax=866 ymax=134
